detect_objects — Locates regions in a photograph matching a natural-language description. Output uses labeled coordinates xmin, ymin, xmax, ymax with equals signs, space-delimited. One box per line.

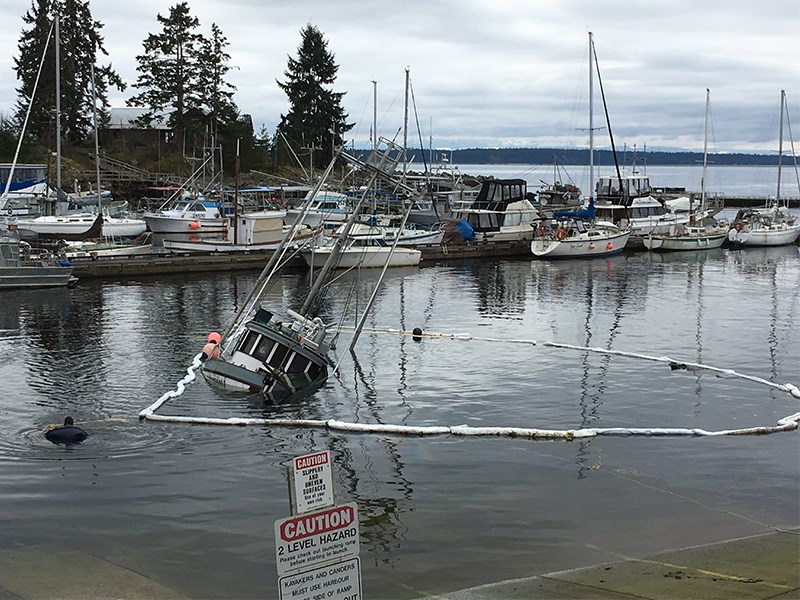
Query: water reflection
xmin=1 ymin=248 xmax=799 ymax=598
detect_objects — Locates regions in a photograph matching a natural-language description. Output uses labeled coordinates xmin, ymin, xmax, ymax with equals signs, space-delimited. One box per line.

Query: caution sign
xmin=290 ymin=450 xmax=335 ymax=515
xmin=275 ymin=503 xmax=360 ymax=576
xmin=278 ymin=557 xmax=361 ymax=600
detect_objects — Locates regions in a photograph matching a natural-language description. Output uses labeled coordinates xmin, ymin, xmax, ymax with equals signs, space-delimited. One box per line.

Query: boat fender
xmin=734 ymin=221 xmax=744 ymax=232
xmin=189 ymin=221 xmax=200 ymax=230
xmin=44 ymin=416 xmax=88 ymax=444
xmin=556 ymin=228 xmax=567 ymax=241
xmin=412 ymin=327 xmax=423 ymax=342
xmin=201 ymin=332 xmax=221 ymax=361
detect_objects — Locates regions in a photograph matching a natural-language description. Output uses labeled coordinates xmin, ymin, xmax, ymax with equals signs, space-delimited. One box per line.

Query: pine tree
xmin=13 ymin=0 xmax=123 ymax=144
xmin=277 ymin=24 xmax=353 ymax=167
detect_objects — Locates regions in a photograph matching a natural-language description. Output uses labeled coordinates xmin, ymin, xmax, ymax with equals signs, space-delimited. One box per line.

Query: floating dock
xmin=68 ymin=240 xmax=535 ymax=279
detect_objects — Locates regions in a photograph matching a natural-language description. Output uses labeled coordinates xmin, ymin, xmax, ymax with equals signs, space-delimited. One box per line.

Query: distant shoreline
xmin=391 ymin=147 xmax=789 ymax=167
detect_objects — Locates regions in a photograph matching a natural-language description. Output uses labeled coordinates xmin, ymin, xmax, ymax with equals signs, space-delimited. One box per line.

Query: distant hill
xmin=395 ymin=147 xmax=782 ymax=166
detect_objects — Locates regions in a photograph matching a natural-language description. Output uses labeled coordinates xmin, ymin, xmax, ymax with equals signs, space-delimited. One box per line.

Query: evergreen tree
xmin=276 ymin=24 xmax=353 ymax=168
xmin=128 ymin=2 xmax=201 ymax=131
xmin=13 ymin=0 xmax=124 ymax=144
xmin=193 ymin=23 xmax=237 ymax=132
xmin=129 ymin=4 xmax=242 ymax=167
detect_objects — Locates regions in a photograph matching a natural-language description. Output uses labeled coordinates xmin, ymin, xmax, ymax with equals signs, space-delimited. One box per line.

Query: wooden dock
xmin=69 ymin=241 xmax=534 ymax=279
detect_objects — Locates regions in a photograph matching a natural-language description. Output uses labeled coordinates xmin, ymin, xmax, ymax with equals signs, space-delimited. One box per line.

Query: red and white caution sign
xmin=290 ymin=450 xmax=335 ymax=515
xmin=275 ymin=503 xmax=360 ymax=577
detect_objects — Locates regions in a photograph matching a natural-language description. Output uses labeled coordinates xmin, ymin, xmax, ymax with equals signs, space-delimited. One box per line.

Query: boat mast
xmin=402 ymin=67 xmax=409 ymax=186
xmin=372 ymin=80 xmax=378 ymax=151
xmin=591 ymin=36 xmax=624 ymax=200
xmin=699 ymin=88 xmax=710 ymax=223
xmin=90 ymin=58 xmax=102 ymax=216
xmin=777 ymin=89 xmax=785 ymax=205
xmin=55 ymin=14 xmax=62 ymax=214
xmin=588 ymin=31 xmax=594 ymax=201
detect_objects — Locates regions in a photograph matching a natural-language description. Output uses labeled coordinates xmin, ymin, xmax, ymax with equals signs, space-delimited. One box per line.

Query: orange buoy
xmin=189 ymin=221 xmax=200 ymax=230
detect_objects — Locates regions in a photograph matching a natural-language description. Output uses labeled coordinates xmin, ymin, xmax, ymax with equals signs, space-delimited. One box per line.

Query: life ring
xmin=734 ymin=222 xmax=744 ymax=232
xmin=556 ymin=228 xmax=567 ymax=241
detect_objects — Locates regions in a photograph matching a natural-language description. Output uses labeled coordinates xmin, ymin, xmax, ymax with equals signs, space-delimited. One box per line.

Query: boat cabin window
xmin=284 ymin=353 xmax=323 ymax=381
xmin=267 ymin=343 xmax=290 ymax=369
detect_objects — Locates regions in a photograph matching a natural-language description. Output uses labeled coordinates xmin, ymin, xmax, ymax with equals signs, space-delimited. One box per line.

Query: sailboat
xmin=531 ymin=32 xmax=631 ymax=259
xmin=643 ymin=89 xmax=729 ymax=251
xmin=727 ymin=90 xmax=800 ymax=247
xmin=200 ymin=139 xmax=409 ymax=397
xmin=14 ymin=18 xmax=147 ymax=243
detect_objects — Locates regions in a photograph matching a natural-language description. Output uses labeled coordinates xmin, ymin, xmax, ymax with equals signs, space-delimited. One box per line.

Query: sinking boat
xmin=200 ymin=139 xmax=410 ymax=398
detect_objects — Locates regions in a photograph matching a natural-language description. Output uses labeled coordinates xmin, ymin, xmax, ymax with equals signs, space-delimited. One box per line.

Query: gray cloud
xmin=0 ymin=0 xmax=796 ymax=153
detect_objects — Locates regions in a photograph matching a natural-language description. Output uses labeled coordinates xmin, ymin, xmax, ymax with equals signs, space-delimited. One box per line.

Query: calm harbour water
xmin=445 ymin=163 xmax=800 ymax=199
xmin=1 ymin=245 xmax=799 ymax=598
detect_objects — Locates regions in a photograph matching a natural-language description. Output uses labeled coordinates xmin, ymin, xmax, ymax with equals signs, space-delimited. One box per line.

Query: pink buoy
xmin=189 ymin=221 xmax=200 ymax=230
xmin=606 ymin=243 xmax=613 ymax=250
xmin=589 ymin=243 xmax=595 ymax=250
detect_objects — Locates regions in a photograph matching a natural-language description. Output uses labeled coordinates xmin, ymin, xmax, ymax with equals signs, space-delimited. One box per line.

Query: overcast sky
xmin=0 ymin=0 xmax=797 ymax=154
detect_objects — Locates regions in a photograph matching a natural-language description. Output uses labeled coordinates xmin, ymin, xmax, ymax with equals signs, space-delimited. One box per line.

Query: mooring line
xmin=139 ymin=332 xmax=800 ymax=439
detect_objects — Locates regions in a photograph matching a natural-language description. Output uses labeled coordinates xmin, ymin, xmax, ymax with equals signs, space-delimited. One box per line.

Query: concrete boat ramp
xmin=419 ymin=529 xmax=799 ymax=600
xmin=0 ymin=545 xmax=187 ymax=599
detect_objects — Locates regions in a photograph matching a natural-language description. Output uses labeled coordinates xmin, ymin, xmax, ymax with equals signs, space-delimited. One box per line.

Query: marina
xmin=1 ymin=240 xmax=798 ymax=598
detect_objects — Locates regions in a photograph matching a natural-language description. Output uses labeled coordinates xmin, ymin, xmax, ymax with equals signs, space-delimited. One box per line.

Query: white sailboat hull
xmin=727 ymin=223 xmax=800 ymax=247
xmin=643 ymin=229 xmax=728 ymax=251
xmin=531 ymin=229 xmax=630 ymax=258
xmin=300 ymin=246 xmax=421 ymax=268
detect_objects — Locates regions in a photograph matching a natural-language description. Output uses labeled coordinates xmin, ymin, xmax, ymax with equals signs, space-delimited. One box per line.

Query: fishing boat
xmin=162 ymin=210 xmax=320 ymax=253
xmin=531 ymin=200 xmax=631 ymax=259
xmin=200 ymin=139 xmax=410 ymax=397
xmin=644 ymin=90 xmax=729 ymax=252
xmin=0 ymin=228 xmax=75 ymax=289
xmin=727 ymin=90 xmax=800 ymax=247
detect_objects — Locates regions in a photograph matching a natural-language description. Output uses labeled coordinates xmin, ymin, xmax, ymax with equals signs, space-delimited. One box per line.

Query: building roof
xmin=107 ymin=107 xmax=172 ymax=130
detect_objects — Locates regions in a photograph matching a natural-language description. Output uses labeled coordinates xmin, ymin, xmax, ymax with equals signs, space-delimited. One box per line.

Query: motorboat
xmin=0 ymin=229 xmax=75 ymax=289
xmin=448 ymin=178 xmax=542 ymax=242
xmin=299 ymin=224 xmax=422 ymax=269
xmin=143 ymin=194 xmax=226 ymax=234
xmin=284 ymin=190 xmax=350 ymax=229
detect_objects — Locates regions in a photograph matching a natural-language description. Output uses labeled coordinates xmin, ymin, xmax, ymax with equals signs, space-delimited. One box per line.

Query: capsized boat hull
xmin=201 ymin=310 xmax=330 ymax=396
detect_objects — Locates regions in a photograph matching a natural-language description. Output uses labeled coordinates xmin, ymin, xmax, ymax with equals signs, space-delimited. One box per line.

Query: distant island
xmin=406 ymin=148 xmax=784 ymax=166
